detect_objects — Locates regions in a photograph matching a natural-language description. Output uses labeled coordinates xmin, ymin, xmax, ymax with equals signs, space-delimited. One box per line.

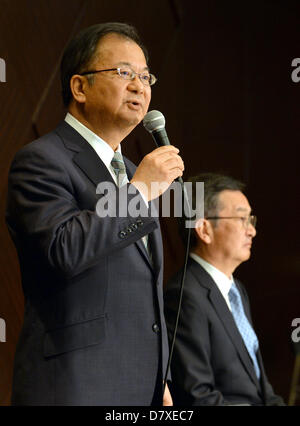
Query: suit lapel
xmin=55 ymin=120 xmax=114 ymax=187
xmin=124 ymin=157 xmax=161 ymax=275
xmin=256 ymin=350 xmax=268 ymax=403
xmin=189 ymin=259 xmax=261 ymax=389
xmin=56 ymin=120 xmax=160 ymax=274
xmin=73 ymin=146 xmax=114 ymax=187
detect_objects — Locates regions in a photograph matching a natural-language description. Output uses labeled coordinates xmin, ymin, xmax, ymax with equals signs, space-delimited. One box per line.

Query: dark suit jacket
xmin=6 ymin=121 xmax=169 ymax=406
xmin=164 ymin=258 xmax=284 ymax=406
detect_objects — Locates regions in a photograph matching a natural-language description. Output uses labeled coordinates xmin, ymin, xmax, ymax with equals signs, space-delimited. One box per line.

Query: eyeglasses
xmin=206 ymin=215 xmax=257 ymax=228
xmin=79 ymin=67 xmax=157 ymax=86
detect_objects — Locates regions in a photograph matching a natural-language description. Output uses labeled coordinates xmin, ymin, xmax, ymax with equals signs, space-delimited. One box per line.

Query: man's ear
xmin=70 ymin=75 xmax=87 ymax=104
xmin=194 ymin=218 xmax=212 ymax=244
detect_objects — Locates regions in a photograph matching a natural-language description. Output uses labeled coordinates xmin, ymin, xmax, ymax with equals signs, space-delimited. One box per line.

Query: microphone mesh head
xmin=143 ymin=110 xmax=165 ymax=133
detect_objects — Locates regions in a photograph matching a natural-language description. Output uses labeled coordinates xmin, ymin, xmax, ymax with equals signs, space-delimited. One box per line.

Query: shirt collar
xmin=64 ymin=113 xmax=122 ymax=169
xmin=190 ymin=252 xmax=233 ymax=303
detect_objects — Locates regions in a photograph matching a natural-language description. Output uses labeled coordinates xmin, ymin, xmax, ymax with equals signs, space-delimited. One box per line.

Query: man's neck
xmin=68 ymin=107 xmax=132 ymax=151
xmin=192 ymin=247 xmax=237 ymax=279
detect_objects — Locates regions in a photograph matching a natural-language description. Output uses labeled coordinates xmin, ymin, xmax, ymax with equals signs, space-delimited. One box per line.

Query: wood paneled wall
xmin=0 ymin=0 xmax=299 ymax=405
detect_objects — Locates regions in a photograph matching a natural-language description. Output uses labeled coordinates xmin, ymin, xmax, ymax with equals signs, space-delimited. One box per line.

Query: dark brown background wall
xmin=0 ymin=0 xmax=299 ymax=406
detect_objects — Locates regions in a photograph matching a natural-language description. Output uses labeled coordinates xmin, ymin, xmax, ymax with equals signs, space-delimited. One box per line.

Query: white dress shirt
xmin=189 ymin=252 xmax=233 ymax=311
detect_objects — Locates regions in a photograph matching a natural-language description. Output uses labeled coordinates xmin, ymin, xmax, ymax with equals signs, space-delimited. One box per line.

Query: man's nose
xmin=247 ymin=223 xmax=256 ymax=237
xmin=128 ymin=75 xmax=145 ymax=93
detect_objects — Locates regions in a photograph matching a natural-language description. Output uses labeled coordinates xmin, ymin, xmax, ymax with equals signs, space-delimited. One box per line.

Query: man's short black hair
xmin=181 ymin=173 xmax=246 ymax=248
xmin=60 ymin=22 xmax=149 ymax=107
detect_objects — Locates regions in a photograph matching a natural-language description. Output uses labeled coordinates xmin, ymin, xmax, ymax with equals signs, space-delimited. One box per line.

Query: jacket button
xmin=119 ymin=230 xmax=127 ymax=239
xmin=152 ymin=323 xmax=160 ymax=333
xmin=130 ymin=223 xmax=138 ymax=231
xmin=136 ymin=219 xmax=144 ymax=227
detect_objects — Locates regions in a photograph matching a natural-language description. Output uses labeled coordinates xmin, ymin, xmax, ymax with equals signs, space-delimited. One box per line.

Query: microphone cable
xmin=162 ymin=176 xmax=192 ymax=399
xmin=142 ymin=110 xmax=193 ymax=401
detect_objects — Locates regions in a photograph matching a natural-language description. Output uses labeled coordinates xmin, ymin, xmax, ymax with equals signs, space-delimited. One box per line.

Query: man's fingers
xmin=149 ymin=145 xmax=179 ymax=158
xmin=162 ymin=156 xmax=184 ymax=171
xmin=170 ymin=168 xmax=184 ymax=181
xmin=130 ymin=144 xmax=184 ymax=201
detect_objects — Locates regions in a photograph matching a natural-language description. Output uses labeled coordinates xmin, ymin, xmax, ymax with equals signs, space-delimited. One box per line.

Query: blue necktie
xmin=229 ymin=282 xmax=260 ymax=379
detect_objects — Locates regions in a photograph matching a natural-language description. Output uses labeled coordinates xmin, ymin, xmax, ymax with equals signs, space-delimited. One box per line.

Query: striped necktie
xmin=111 ymin=151 xmax=127 ymax=187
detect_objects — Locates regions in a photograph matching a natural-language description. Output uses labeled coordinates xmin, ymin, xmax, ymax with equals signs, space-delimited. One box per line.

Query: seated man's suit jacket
xmin=6 ymin=121 xmax=169 ymax=406
xmin=164 ymin=258 xmax=284 ymax=406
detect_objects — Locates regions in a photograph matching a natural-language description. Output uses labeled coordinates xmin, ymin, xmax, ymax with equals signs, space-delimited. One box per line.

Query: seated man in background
xmin=164 ymin=173 xmax=284 ymax=405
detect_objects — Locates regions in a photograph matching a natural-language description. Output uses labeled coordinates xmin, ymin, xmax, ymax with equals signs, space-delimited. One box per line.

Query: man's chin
xmin=243 ymin=249 xmax=252 ymax=261
xmin=121 ymin=111 xmax=143 ymax=127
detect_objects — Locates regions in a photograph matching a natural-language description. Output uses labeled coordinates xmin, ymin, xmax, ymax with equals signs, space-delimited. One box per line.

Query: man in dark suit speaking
xmin=164 ymin=173 xmax=284 ymax=405
xmin=6 ymin=22 xmax=184 ymax=406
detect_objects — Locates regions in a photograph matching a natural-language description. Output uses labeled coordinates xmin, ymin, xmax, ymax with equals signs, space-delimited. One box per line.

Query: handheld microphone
xmin=143 ymin=110 xmax=183 ymax=185
xmin=143 ymin=110 xmax=170 ymax=147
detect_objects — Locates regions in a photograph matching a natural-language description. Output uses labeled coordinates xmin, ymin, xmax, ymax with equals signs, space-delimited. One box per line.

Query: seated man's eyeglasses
xmin=206 ymin=215 xmax=257 ymax=229
xmin=79 ymin=67 xmax=157 ymax=86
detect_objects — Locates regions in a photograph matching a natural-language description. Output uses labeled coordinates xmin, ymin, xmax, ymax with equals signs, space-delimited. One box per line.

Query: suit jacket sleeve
xmin=6 ymin=143 xmax=157 ymax=279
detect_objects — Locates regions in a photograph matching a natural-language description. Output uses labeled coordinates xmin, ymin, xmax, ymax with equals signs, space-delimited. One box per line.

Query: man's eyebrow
xmin=116 ymin=61 xmax=149 ymax=71
xmin=236 ymin=207 xmax=252 ymax=213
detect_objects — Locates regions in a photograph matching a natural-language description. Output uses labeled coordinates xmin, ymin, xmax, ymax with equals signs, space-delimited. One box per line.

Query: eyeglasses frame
xmin=205 ymin=215 xmax=257 ymax=228
xmin=79 ymin=67 xmax=157 ymax=86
